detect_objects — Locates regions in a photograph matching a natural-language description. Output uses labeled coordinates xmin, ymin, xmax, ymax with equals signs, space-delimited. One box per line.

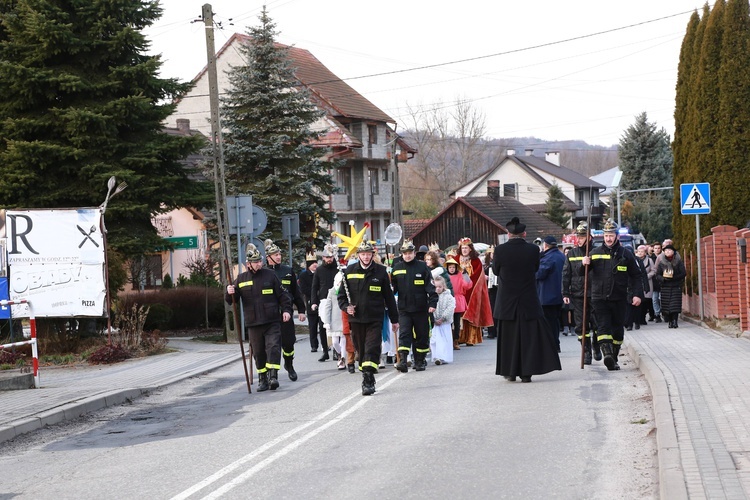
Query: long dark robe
xmin=493 ymin=238 xmax=562 ymax=377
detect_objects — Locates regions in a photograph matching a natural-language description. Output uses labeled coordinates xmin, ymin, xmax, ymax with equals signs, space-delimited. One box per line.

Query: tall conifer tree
xmin=543 ymin=183 xmax=570 ymax=230
xmin=0 ymin=0 xmax=210 ymax=257
xmin=619 ymin=112 xmax=673 ymax=243
xmin=220 ymin=8 xmax=336 ymax=255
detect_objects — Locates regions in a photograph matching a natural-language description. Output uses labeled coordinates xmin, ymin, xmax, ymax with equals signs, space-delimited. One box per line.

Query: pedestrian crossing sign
xmin=680 ymin=183 xmax=711 ymax=215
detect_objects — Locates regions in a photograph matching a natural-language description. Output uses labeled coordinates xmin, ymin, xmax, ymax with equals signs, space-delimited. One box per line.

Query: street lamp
xmin=100 ymin=176 xmax=127 ymax=342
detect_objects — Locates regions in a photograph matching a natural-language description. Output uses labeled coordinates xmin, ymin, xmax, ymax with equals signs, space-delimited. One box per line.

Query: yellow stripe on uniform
xmin=348 ymin=273 xmax=365 ymax=279
xmin=592 ymin=255 xmax=611 ymax=260
xmin=392 ymin=269 xmax=406 ymax=276
xmin=414 ymin=280 xmax=424 ymax=285
xmin=361 ymin=361 xmax=379 ymax=371
xmin=238 ymin=281 xmax=253 ymax=287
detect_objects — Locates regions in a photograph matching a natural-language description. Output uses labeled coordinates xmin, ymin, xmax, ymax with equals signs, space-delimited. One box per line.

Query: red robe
xmin=462 ymin=257 xmax=494 ymax=328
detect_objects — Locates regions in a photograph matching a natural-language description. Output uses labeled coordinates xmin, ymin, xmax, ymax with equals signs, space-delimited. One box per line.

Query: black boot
xmin=592 ymin=338 xmax=602 ymax=362
xmin=395 ymin=351 xmax=409 ymax=373
xmin=612 ymin=344 xmax=621 ymax=370
xmin=415 ymin=351 xmax=427 ymax=372
xmin=583 ymin=339 xmax=592 ymax=365
xmin=601 ymin=343 xmax=616 ymax=371
xmin=655 ymin=314 xmax=662 ymax=323
xmin=268 ymin=369 xmax=279 ymax=390
xmin=283 ymin=356 xmax=297 ymax=381
xmin=258 ymin=371 xmax=270 ymax=392
xmin=318 ymin=351 xmax=330 ymax=362
xmin=362 ymin=372 xmax=376 ymax=396
xmin=347 ymin=363 xmax=355 ymax=373
xmin=673 ymin=315 xmax=679 ymax=328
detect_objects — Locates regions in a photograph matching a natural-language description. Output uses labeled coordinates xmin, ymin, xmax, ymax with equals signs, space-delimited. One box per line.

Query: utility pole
xmin=390 ymin=132 xmax=403 ymax=228
xmin=202 ymin=3 xmax=236 ymax=342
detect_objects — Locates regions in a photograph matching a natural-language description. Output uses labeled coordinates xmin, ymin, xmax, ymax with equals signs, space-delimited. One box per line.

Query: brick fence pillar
xmin=711 ymin=225 xmax=740 ymax=319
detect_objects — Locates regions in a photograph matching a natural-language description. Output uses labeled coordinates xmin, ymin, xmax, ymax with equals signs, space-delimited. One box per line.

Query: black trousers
xmin=307 ymin=307 xmax=320 ymax=350
xmin=248 ymin=322 xmax=281 ymax=372
xmin=572 ymin=296 xmax=598 ymax=346
xmin=350 ymin=321 xmax=383 ymax=373
xmin=316 ymin=320 xmax=330 ymax=353
xmin=280 ymin=319 xmax=296 ymax=359
xmin=592 ymin=299 xmax=626 ymax=346
xmin=398 ymin=311 xmax=430 ymax=355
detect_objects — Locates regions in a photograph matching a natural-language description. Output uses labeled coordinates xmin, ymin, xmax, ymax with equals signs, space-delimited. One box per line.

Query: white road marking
xmin=170 ymin=372 xmax=399 ymax=500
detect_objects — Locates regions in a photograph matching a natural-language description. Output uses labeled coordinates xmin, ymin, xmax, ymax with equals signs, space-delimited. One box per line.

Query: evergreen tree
xmin=672 ymin=10 xmax=701 ymax=249
xmin=220 ymin=8 xmax=337 ymax=256
xmin=544 ymin=183 xmax=570 ymax=230
xmin=618 ymin=112 xmax=673 ymax=243
xmin=0 ymin=0 xmax=211 ymax=258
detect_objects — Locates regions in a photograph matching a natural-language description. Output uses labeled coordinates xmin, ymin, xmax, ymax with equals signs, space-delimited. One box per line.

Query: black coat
xmin=391 ymin=258 xmax=438 ymax=313
xmin=338 ymin=261 xmax=399 ymax=325
xmin=562 ymin=239 xmax=592 ymax=299
xmin=267 ymin=262 xmax=305 ymax=313
xmin=583 ymin=240 xmax=643 ymax=303
xmin=311 ymin=261 xmax=339 ymax=307
xmin=655 ymin=254 xmax=686 ymax=314
xmin=492 ymin=238 xmax=543 ymax=321
xmin=225 ymin=268 xmax=292 ymax=327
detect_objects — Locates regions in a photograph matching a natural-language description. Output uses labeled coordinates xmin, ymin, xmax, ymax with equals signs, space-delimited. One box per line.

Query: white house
xmin=451 ymin=148 xmax=605 ymax=229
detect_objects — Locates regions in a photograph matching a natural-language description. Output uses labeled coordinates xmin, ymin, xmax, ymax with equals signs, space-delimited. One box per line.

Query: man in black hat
xmin=226 ymin=244 xmax=292 ymax=392
xmin=536 ymin=235 xmax=565 ymax=352
xmin=493 ymin=217 xmax=561 ymax=383
xmin=310 ymin=243 xmax=337 ymax=360
xmin=338 ymin=242 xmax=399 ymax=396
xmin=581 ymin=220 xmax=643 ymax=371
xmin=415 ymin=244 xmax=429 ymax=261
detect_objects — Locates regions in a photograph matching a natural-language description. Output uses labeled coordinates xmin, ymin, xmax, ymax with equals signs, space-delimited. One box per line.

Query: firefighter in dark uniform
xmin=338 ymin=242 xmax=399 ymax=396
xmin=265 ymin=239 xmax=306 ymax=382
xmin=226 ymin=244 xmax=292 ymax=391
xmin=581 ymin=220 xmax=643 ymax=371
xmin=562 ymin=222 xmax=601 ymax=365
xmin=391 ymin=239 xmax=437 ymax=372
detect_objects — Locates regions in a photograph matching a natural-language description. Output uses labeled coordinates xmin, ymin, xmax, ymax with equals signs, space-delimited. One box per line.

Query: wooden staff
xmin=225 ymin=258 xmax=253 ymax=393
xmin=580 ymin=211 xmax=593 ymax=370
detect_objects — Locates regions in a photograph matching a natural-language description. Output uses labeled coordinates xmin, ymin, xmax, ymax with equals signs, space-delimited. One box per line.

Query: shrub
xmin=0 ymin=349 xmax=25 ymax=368
xmin=141 ymin=330 xmax=168 ymax=354
xmin=113 ymin=304 xmax=150 ymax=349
xmin=144 ymin=304 xmax=173 ymax=331
xmin=120 ymin=286 xmax=225 ymax=329
xmin=88 ymin=344 xmax=131 ymax=365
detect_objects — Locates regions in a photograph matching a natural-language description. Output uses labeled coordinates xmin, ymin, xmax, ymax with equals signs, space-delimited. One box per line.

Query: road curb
xmin=0 ymin=353 xmax=241 ymax=445
xmin=626 ymin=340 xmax=688 ymax=500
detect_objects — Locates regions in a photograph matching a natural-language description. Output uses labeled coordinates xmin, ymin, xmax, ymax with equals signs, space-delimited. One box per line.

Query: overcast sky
xmin=145 ymin=0 xmax=710 ymax=148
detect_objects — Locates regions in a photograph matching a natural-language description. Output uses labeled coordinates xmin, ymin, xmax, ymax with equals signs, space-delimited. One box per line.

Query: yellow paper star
xmin=332 ymin=222 xmax=370 ymax=261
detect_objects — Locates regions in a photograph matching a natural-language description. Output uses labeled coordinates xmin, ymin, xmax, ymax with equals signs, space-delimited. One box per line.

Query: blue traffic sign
xmin=681 ymin=183 xmax=711 ymax=215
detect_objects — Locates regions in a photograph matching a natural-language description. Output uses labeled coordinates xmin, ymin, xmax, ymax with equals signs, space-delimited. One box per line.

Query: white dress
xmin=430 ymin=290 xmax=456 ymax=363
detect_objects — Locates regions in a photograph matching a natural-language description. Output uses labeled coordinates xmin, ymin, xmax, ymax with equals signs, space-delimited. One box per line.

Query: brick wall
xmin=681 ymin=225 xmax=750 ymax=331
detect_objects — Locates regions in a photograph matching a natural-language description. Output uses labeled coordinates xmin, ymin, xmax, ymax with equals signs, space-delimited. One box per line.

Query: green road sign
xmin=163 ymin=236 xmax=199 ymax=250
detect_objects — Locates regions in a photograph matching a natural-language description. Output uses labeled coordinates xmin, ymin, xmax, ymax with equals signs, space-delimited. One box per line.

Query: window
xmin=337 ymin=168 xmax=351 ymax=194
xmin=371 ymin=220 xmax=381 ymax=242
xmin=368 ymin=124 xmax=377 ymax=145
xmin=503 ymin=183 xmax=516 ymax=198
xmin=578 ymin=191 xmax=585 ymax=208
xmin=369 ymin=168 xmax=379 ymax=195
xmin=382 ymin=167 xmax=389 ymax=182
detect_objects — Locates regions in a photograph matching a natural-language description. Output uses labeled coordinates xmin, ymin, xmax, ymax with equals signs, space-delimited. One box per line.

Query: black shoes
xmin=655 ymin=315 xmax=662 ymax=323
xmin=284 ymin=358 xmax=297 ymax=381
xmin=258 ymin=372 xmax=270 ymax=392
xmin=361 ymin=372 xmax=376 ymax=396
xmin=634 ymin=323 xmax=640 ymax=330
xmin=593 ymin=344 xmax=602 ymax=362
xmin=395 ymin=353 xmax=409 ymax=373
xmin=268 ymin=369 xmax=279 ymax=390
xmin=520 ymin=376 xmax=532 ymax=383
xmin=504 ymin=376 xmax=516 ymax=382
xmin=318 ymin=352 xmax=330 ymax=362
xmin=347 ymin=363 xmax=355 ymax=373
xmin=584 ymin=351 xmax=592 ymax=365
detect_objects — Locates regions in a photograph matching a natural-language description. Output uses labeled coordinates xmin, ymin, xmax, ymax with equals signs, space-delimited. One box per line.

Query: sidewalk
xmin=0 ymin=338 xmax=242 ymax=443
xmin=2 ymin=322 xmax=750 ymax=498
xmin=627 ymin=319 xmax=750 ymax=500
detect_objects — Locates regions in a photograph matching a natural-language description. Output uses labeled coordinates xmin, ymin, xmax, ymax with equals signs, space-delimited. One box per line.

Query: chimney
xmin=506 ymin=148 xmax=516 ymax=156
xmin=176 ymin=119 xmax=191 ymax=134
xmin=487 ymin=180 xmax=500 ymax=202
xmin=525 ymin=148 xmax=534 ymax=156
xmin=545 ymin=151 xmax=560 ymax=166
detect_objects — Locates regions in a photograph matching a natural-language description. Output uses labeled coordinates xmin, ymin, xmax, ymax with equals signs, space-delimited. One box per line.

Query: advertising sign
xmin=4 ymin=209 xmax=106 ymax=318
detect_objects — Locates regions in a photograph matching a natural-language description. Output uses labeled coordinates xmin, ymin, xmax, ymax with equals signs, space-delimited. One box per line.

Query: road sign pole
xmin=696 ymin=215 xmax=704 ymax=321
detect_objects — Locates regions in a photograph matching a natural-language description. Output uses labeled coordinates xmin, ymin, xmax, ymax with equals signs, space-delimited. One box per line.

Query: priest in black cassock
xmin=493 ymin=217 xmax=561 ymax=382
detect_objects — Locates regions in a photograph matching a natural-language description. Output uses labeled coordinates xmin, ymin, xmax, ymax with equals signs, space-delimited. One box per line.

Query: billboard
xmin=4 ymin=209 xmax=106 ymax=318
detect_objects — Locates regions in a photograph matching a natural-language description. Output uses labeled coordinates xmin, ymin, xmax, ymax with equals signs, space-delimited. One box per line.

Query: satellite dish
xmin=384 ymin=223 xmax=403 ymax=246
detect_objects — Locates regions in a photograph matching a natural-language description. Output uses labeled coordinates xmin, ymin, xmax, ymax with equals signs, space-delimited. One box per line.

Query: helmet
xmin=246 ymin=244 xmax=262 ymax=263
xmin=575 ymin=221 xmax=589 ymax=236
xmin=603 ymin=219 xmax=619 ymax=233
xmin=264 ymin=239 xmax=281 ymax=255
xmin=357 ymin=241 xmax=375 ymax=253
xmin=401 ymin=239 xmax=416 ymax=252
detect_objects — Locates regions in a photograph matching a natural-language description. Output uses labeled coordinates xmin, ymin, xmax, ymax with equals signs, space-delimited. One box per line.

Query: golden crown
xmin=428 ymin=242 xmax=441 ymax=253
xmin=458 ymin=237 xmax=472 ymax=246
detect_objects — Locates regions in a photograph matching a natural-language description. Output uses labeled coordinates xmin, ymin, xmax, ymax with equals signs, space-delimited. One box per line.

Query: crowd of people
xmin=226 ymin=220 xmax=685 ymax=395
